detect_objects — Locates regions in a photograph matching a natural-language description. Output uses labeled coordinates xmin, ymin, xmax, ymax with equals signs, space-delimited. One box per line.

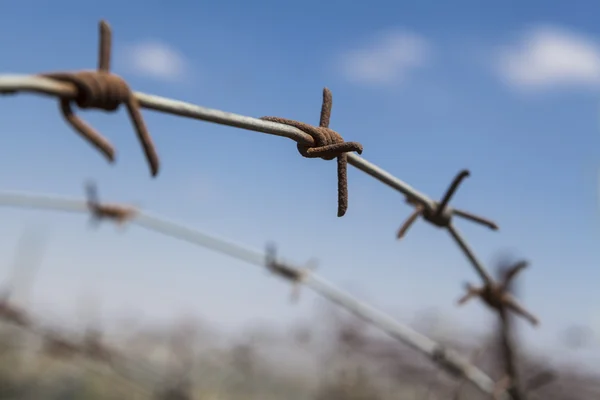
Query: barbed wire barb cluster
xmin=0 ymin=18 xmax=545 ymax=400
xmin=38 ymin=20 xmax=160 ymax=176
xmin=261 ymin=87 xmax=363 ymax=217
xmin=84 ymin=180 xmax=138 ymax=226
xmin=265 ymin=243 xmax=317 ymax=303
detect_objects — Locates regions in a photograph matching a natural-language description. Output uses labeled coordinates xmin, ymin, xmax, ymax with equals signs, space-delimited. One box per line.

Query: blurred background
xmin=0 ymin=0 xmax=599 ymax=398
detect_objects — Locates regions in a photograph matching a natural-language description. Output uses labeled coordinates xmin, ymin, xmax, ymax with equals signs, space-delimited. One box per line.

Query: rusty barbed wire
xmin=0 ymin=42 xmax=506 ymax=319
xmin=261 ymin=88 xmax=363 ymax=217
xmin=457 ymin=261 xmax=538 ymax=327
xmin=84 ymin=180 xmax=137 ymax=226
xmin=0 ymin=190 xmax=512 ymax=400
xmin=265 ymin=243 xmax=317 ymax=303
xmin=0 ymin=20 xmax=494 ymax=221
xmin=396 ymin=169 xmax=498 ymax=237
xmin=493 ymin=261 xmax=549 ymax=400
xmin=37 ymin=20 xmax=160 ymax=176
xmin=0 ymin=19 xmax=546 ymax=400
xmin=461 ymin=260 xmax=547 ymax=400
xmin=0 ymin=25 xmax=504 ymax=304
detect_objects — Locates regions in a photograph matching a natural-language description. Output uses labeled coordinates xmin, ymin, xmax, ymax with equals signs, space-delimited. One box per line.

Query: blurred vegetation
xmin=0 ymin=304 xmax=595 ymax=400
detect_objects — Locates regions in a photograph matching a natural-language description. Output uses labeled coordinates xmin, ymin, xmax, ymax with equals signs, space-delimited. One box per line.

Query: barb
xmin=457 ymin=260 xmax=538 ymax=327
xmin=397 ymin=170 xmax=498 ymax=239
xmin=493 ymin=261 xmax=548 ymax=400
xmin=37 ymin=20 xmax=160 ymax=176
xmin=265 ymin=243 xmax=317 ymax=303
xmin=85 ymin=180 xmax=137 ymax=227
xmin=396 ymin=170 xmax=499 ymax=288
xmin=459 ymin=260 xmax=539 ymax=400
xmin=0 ymin=190 xmax=509 ymax=400
xmin=261 ymin=88 xmax=363 ymax=217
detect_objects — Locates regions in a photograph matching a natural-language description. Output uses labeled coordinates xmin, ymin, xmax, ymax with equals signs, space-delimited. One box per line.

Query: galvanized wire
xmin=0 ymin=190 xmax=509 ymax=400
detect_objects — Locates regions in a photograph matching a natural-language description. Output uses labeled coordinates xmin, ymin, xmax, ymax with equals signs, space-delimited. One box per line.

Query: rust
xmin=457 ymin=261 xmax=538 ymax=326
xmin=265 ymin=243 xmax=315 ymax=303
xmin=38 ymin=20 xmax=160 ymax=177
xmin=397 ymin=170 xmax=498 ymax=239
xmin=261 ymin=88 xmax=363 ymax=217
xmin=85 ymin=181 xmax=137 ymax=226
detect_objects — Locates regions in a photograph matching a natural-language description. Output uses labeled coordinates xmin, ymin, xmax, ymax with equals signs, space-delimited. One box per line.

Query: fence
xmin=0 ymin=19 xmax=546 ymax=400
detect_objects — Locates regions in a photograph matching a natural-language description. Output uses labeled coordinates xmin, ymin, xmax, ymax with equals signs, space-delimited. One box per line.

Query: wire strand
xmin=0 ymin=74 xmax=434 ymax=208
xmin=0 ymin=190 xmax=509 ymax=399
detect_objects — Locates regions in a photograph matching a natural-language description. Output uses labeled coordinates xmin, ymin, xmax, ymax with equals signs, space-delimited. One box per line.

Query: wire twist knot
xmin=457 ymin=261 xmax=539 ymax=327
xmin=38 ymin=20 xmax=160 ymax=177
xmin=397 ymin=170 xmax=498 ymax=239
xmin=44 ymin=71 xmax=130 ymax=112
xmin=84 ymin=181 xmax=137 ymax=227
xmin=295 ymin=126 xmax=362 ymax=161
xmin=265 ymin=243 xmax=317 ymax=303
xmin=261 ymin=88 xmax=363 ymax=217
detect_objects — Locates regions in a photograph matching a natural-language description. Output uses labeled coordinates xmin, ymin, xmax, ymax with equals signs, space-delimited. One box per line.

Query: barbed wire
xmin=0 ymin=189 xmax=509 ymax=399
xmin=0 ymin=19 xmax=542 ymax=400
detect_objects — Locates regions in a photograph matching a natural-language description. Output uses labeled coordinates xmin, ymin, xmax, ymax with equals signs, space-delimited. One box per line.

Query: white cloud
xmin=337 ymin=29 xmax=431 ymax=86
xmin=124 ymin=41 xmax=189 ymax=82
xmin=496 ymin=25 xmax=600 ymax=89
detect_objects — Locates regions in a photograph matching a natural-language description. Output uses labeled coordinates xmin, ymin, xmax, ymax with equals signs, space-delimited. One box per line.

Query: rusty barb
xmin=85 ymin=181 xmax=137 ymax=226
xmin=397 ymin=169 xmax=498 ymax=240
xmin=261 ymin=88 xmax=363 ymax=217
xmin=457 ymin=260 xmax=539 ymax=327
xmin=265 ymin=243 xmax=317 ymax=303
xmin=38 ymin=20 xmax=160 ymax=177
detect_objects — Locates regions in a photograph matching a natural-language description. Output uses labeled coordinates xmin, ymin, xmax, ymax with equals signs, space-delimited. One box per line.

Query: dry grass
xmin=0 ymin=305 xmax=595 ymax=400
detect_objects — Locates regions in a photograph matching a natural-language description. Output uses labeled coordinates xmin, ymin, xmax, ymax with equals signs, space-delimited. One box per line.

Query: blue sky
xmin=0 ymin=0 xmax=599 ymax=364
